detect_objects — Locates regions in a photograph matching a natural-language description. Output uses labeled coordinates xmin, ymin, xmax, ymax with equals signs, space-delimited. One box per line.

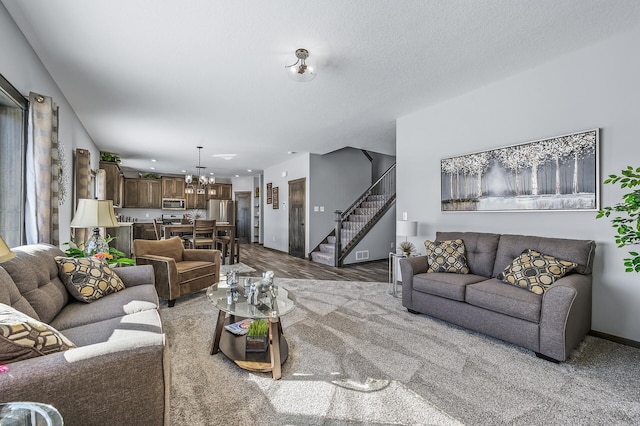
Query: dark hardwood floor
xmin=236 ymin=243 xmax=389 ymax=282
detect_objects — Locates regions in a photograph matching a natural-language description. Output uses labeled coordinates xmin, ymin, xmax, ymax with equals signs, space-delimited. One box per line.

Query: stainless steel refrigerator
xmin=207 ymin=200 xmax=235 ymax=224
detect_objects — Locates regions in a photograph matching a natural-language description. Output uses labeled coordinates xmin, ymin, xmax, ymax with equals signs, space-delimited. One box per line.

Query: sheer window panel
xmin=0 ymin=75 xmax=27 ymax=247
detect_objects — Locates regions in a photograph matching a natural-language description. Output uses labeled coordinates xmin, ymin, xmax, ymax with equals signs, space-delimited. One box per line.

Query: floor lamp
xmin=70 ymin=199 xmax=119 ymax=256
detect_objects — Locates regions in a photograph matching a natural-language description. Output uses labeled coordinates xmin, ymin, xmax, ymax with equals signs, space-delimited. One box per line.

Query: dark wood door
xmin=288 ymin=178 xmax=305 ymax=259
xmin=235 ymin=191 xmax=251 ymax=243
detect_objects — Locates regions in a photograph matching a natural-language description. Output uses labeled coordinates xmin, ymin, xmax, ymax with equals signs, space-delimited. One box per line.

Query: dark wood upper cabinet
xmin=99 ymin=161 xmax=123 ymax=207
xmin=186 ymin=191 xmax=207 ymax=210
xmin=207 ymin=183 xmax=232 ymax=200
xmin=219 ymin=183 xmax=232 ymax=200
xmin=161 ymin=177 xmax=185 ymax=199
xmin=124 ymin=178 xmax=161 ymax=208
xmin=124 ymin=178 xmax=139 ymax=208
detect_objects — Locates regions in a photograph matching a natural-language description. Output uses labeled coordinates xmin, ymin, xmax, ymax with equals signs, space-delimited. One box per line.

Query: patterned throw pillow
xmin=0 ymin=302 xmax=76 ymax=363
xmin=55 ymin=256 xmax=126 ymax=303
xmin=424 ymin=239 xmax=470 ymax=274
xmin=497 ymin=249 xmax=578 ymax=294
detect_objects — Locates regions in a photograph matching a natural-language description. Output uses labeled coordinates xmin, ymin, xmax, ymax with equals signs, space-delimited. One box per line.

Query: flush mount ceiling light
xmin=185 ymin=146 xmax=211 ymax=195
xmin=213 ymin=154 xmax=236 ymax=161
xmin=285 ymin=48 xmax=316 ymax=82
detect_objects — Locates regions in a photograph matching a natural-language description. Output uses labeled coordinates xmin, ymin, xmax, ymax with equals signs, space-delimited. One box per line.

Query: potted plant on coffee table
xmin=246 ymin=319 xmax=269 ymax=352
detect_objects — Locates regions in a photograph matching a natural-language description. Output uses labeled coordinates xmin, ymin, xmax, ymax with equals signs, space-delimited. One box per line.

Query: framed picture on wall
xmin=266 ymin=182 xmax=272 ymax=204
xmin=440 ymin=129 xmax=599 ymax=212
xmin=272 ymin=187 xmax=279 ymax=209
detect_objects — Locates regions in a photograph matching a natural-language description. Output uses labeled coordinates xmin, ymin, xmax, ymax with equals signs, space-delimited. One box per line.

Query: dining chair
xmin=152 ymin=218 xmax=162 ymax=240
xmin=185 ymin=219 xmax=217 ymax=249
xmin=216 ymin=231 xmax=239 ymax=264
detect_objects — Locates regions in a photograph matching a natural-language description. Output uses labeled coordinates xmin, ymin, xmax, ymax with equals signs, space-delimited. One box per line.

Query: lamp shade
xmin=0 ymin=236 xmax=16 ymax=263
xmin=396 ymin=220 xmax=418 ymax=237
xmin=70 ymin=199 xmax=118 ymax=228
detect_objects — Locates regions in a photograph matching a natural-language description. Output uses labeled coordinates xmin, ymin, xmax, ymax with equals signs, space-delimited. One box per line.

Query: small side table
xmin=388 ymin=252 xmax=408 ymax=297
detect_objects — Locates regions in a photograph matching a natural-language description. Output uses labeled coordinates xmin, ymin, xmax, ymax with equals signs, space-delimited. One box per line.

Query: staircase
xmin=310 ymin=164 xmax=396 ymax=267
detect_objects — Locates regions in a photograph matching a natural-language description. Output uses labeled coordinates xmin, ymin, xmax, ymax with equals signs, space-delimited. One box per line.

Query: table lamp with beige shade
xmin=70 ymin=199 xmax=119 ymax=256
xmin=396 ymin=220 xmax=418 ymax=255
xmin=0 ymin=236 xmax=16 ymax=263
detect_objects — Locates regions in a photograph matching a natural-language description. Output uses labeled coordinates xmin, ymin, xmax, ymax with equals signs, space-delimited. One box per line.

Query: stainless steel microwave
xmin=162 ymin=198 xmax=186 ymax=210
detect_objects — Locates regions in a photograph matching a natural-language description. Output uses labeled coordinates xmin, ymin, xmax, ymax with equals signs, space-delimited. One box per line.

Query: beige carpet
xmin=219 ymin=262 xmax=256 ymax=276
xmin=160 ymin=278 xmax=640 ymax=425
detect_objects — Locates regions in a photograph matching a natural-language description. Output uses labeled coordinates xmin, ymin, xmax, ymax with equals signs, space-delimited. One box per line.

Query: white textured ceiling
xmin=3 ymin=0 xmax=640 ymax=178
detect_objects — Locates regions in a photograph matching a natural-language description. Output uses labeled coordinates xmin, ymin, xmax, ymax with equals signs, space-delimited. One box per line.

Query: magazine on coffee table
xmin=224 ymin=318 xmax=252 ymax=335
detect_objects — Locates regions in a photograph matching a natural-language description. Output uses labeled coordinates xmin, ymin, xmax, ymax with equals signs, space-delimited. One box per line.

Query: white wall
xmin=309 ymin=148 xmax=372 ymax=249
xmin=1 ymin=4 xmax=99 ymax=246
xmin=263 ymin=154 xmax=310 ymax=253
xmin=396 ymin=25 xmax=640 ymax=342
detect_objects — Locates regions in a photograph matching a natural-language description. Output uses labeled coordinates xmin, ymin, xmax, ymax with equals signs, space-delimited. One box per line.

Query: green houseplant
xmin=596 ymin=166 xmax=640 ymax=272
xmin=63 ymin=236 xmax=134 ymax=266
xmin=100 ymin=151 xmax=121 ymax=163
xmin=246 ymin=319 xmax=269 ymax=352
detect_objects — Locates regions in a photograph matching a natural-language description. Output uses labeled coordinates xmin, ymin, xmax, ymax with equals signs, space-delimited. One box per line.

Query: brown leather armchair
xmin=133 ymin=236 xmax=220 ymax=307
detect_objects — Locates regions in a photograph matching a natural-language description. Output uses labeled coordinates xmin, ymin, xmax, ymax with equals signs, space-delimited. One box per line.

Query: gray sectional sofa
xmin=0 ymin=244 xmax=169 ymax=425
xmin=400 ymin=231 xmax=596 ymax=362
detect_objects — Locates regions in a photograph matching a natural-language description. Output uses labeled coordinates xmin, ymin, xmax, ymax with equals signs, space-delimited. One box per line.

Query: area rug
xmin=160 ymin=278 xmax=640 ymax=425
xmin=219 ymin=262 xmax=256 ymax=275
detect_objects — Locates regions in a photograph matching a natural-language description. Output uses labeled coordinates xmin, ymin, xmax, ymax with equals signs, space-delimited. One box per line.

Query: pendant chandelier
xmin=185 ymin=146 xmax=210 ymax=195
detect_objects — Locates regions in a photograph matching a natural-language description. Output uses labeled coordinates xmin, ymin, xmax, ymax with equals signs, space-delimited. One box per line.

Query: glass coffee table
xmin=0 ymin=402 xmax=63 ymax=425
xmin=207 ymin=283 xmax=296 ymax=380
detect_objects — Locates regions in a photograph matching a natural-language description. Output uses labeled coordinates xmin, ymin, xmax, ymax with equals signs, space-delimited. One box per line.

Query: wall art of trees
xmin=441 ymin=129 xmax=598 ymax=211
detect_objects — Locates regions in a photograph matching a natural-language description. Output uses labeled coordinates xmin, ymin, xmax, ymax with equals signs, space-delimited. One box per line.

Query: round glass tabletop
xmin=206 ymin=281 xmax=296 ymax=319
xmin=0 ymin=402 xmax=63 ymax=426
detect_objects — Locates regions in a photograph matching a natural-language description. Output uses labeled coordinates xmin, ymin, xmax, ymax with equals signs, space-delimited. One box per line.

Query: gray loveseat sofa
xmin=400 ymin=231 xmax=596 ymax=362
xmin=0 ymin=244 xmax=170 ymax=425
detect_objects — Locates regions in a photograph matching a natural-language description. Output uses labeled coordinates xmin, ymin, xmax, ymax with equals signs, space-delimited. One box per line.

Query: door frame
xmin=288 ymin=178 xmax=306 ymax=258
xmin=234 ymin=191 xmax=252 ymax=243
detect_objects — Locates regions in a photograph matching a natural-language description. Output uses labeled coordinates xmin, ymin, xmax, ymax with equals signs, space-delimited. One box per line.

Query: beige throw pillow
xmin=55 ymin=256 xmax=125 ymax=303
xmin=0 ymin=303 xmax=76 ymax=363
xmin=497 ymin=249 xmax=577 ymax=294
xmin=424 ymin=239 xmax=470 ymax=274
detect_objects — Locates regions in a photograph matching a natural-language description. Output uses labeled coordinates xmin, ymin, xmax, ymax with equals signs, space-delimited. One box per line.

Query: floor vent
xmin=355 ymin=250 xmax=369 ymax=260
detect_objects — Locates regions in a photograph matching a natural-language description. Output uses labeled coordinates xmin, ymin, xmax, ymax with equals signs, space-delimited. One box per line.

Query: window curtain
xmin=73 ymin=149 xmax=92 ymax=246
xmin=25 ymin=92 xmax=60 ymax=245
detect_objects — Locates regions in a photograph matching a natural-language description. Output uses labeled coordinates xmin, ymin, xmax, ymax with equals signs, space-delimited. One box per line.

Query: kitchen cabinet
xmin=124 ymin=178 xmax=162 ymax=208
xmin=219 ymin=183 xmax=232 ymax=200
xmin=99 ymin=161 xmax=123 ymax=207
xmin=133 ymin=223 xmax=157 ymax=241
xmin=186 ymin=191 xmax=207 ymax=210
xmin=124 ymin=178 xmax=138 ymax=208
xmin=207 ymin=183 xmax=232 ymax=200
xmin=162 ymin=177 xmax=185 ymax=198
xmin=106 ymin=223 xmax=133 ymax=257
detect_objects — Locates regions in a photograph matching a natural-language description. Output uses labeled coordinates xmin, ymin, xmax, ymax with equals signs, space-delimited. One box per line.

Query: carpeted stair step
xmin=360 ymin=201 xmax=385 ymax=209
xmin=310 ymin=251 xmax=334 ymax=266
xmin=327 ymin=235 xmax=336 ymax=244
xmin=367 ymin=194 xmax=388 ymax=202
xmin=319 ymin=243 xmax=334 ymax=254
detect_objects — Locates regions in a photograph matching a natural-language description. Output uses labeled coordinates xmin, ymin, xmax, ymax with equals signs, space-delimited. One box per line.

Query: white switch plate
xmin=320 ymin=206 xmax=324 ymax=212
xmin=402 ymin=212 xmax=408 ymax=220
xmin=314 ymin=206 xmax=319 ymax=212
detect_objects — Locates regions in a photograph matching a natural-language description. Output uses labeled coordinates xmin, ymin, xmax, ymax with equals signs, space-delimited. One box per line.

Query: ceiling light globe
xmin=287 ymin=63 xmax=316 ymax=82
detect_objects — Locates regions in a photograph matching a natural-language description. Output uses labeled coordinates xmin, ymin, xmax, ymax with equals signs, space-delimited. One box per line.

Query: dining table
xmin=161 ymin=222 xmax=237 ymax=265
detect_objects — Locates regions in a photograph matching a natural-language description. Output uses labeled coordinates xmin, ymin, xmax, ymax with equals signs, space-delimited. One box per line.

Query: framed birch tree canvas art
xmin=441 ymin=129 xmax=599 ymax=212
